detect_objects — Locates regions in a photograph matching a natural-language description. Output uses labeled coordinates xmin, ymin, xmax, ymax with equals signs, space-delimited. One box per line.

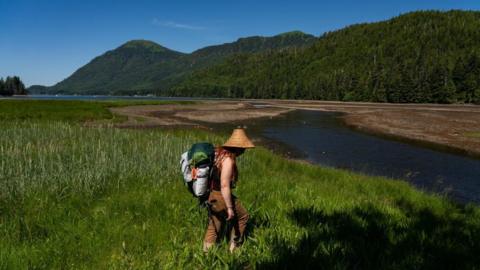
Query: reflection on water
xmin=244 ymin=110 xmax=480 ymax=204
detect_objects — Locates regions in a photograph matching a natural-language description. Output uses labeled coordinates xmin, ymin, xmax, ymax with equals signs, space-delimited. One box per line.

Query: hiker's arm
xmin=220 ymin=157 xmax=235 ymax=220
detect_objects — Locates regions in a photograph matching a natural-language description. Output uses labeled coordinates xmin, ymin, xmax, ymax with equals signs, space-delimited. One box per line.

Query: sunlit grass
xmin=0 ymin=100 xmax=479 ymax=269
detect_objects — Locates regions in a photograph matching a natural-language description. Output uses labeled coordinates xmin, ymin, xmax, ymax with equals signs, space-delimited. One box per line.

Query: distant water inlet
xmin=243 ymin=110 xmax=480 ymax=204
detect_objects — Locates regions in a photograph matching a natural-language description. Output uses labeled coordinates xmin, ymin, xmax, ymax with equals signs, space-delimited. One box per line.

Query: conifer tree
xmin=0 ymin=78 xmax=5 ymax=95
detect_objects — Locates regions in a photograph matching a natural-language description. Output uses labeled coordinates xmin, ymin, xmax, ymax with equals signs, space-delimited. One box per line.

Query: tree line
xmin=0 ymin=76 xmax=27 ymax=96
xmin=169 ymin=11 xmax=480 ymax=104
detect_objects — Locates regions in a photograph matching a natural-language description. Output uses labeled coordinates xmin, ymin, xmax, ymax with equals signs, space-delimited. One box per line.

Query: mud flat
xmin=109 ymin=101 xmax=292 ymax=128
xmin=265 ymin=100 xmax=480 ymax=158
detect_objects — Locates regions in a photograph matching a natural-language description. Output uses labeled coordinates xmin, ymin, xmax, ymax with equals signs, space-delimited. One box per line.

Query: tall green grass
xmin=1 ymin=100 xmax=479 ymax=269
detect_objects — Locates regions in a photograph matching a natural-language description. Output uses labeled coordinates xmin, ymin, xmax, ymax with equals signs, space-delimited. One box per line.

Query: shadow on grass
xmin=258 ymin=201 xmax=480 ymax=269
xmin=245 ymin=213 xmax=271 ymax=239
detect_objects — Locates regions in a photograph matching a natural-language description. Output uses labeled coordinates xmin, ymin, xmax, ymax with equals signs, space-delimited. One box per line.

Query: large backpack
xmin=180 ymin=142 xmax=215 ymax=201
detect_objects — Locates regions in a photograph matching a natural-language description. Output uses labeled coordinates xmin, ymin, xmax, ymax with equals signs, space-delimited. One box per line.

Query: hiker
xmin=203 ymin=128 xmax=254 ymax=252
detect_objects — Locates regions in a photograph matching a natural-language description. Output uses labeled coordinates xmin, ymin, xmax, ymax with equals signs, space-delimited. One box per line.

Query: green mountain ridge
xmin=192 ymin=31 xmax=316 ymax=56
xmin=48 ymin=39 xmax=186 ymax=94
xmin=119 ymin=40 xmax=175 ymax=52
xmin=42 ymin=32 xmax=316 ymax=95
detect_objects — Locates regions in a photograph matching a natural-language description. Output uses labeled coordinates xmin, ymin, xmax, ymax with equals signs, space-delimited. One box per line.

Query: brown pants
xmin=203 ymin=191 xmax=249 ymax=247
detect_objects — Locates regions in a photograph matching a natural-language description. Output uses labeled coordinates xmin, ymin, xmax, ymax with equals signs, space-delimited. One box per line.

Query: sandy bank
xmin=109 ymin=101 xmax=292 ymax=128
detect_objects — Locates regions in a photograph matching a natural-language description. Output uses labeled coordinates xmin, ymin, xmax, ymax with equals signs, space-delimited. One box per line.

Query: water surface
xmin=240 ymin=110 xmax=480 ymax=204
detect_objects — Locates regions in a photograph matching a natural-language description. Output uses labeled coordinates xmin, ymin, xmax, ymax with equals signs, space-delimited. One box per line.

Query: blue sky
xmin=1 ymin=0 xmax=479 ymax=87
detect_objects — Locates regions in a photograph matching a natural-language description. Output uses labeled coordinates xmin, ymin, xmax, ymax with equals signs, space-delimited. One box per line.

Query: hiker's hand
xmin=227 ymin=207 xmax=235 ymax=220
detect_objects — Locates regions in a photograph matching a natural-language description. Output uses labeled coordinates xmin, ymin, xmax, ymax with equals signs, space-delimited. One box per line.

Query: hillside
xmin=44 ymin=32 xmax=317 ymax=95
xmin=48 ymin=40 xmax=186 ymax=94
xmin=173 ymin=10 xmax=480 ymax=103
xmin=189 ymin=31 xmax=317 ymax=67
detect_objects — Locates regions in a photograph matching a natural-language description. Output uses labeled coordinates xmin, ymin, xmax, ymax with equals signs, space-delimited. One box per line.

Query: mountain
xmin=27 ymin=85 xmax=48 ymax=94
xmin=49 ymin=40 xmax=185 ymax=94
xmin=172 ymin=10 xmax=480 ymax=103
xmin=47 ymin=32 xmax=317 ymax=95
xmin=189 ymin=31 xmax=317 ymax=67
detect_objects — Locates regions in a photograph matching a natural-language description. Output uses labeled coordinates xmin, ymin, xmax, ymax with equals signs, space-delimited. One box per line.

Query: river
xmin=241 ymin=109 xmax=480 ymax=204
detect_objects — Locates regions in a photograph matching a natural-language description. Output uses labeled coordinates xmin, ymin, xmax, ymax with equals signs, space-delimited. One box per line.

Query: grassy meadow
xmin=0 ymin=100 xmax=479 ymax=269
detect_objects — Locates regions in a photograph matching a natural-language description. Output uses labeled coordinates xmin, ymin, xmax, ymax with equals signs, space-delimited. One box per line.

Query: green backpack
xmin=188 ymin=142 xmax=215 ymax=168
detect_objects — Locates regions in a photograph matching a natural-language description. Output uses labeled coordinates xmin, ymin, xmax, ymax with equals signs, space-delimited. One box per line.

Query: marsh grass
xmin=1 ymin=100 xmax=479 ymax=269
xmin=0 ymin=100 xmax=195 ymax=122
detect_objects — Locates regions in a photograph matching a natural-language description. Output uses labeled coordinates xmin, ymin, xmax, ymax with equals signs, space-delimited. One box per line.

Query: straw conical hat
xmin=223 ymin=128 xmax=255 ymax=148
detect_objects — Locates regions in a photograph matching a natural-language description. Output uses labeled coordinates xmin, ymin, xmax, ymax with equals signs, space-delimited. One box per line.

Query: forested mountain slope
xmin=49 ymin=40 xmax=185 ymax=94
xmin=45 ymin=32 xmax=316 ymax=95
xmin=172 ymin=11 xmax=480 ymax=103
